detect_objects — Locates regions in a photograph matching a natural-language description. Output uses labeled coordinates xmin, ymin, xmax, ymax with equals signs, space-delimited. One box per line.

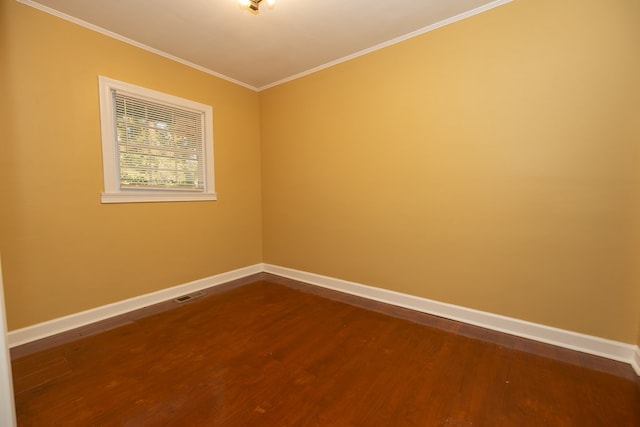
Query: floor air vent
xmin=174 ymin=291 xmax=205 ymax=303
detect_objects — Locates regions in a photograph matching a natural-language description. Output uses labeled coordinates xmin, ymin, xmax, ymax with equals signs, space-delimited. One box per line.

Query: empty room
xmin=1 ymin=0 xmax=639 ymax=425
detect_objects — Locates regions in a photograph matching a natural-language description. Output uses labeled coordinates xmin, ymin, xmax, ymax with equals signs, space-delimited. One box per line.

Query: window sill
xmin=101 ymin=192 xmax=218 ymax=204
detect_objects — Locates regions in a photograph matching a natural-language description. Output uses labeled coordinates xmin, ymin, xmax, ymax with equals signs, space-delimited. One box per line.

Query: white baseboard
xmin=263 ymin=264 xmax=640 ymax=374
xmin=8 ymin=264 xmax=263 ymax=348
xmin=633 ymin=347 xmax=640 ymax=376
xmin=8 ymin=262 xmax=640 ymax=377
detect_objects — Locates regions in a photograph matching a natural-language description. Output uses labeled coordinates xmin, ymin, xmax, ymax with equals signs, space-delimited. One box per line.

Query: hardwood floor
xmin=11 ymin=277 xmax=640 ymax=426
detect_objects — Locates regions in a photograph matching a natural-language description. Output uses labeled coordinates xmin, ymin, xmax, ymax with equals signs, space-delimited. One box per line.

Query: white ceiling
xmin=21 ymin=0 xmax=510 ymax=90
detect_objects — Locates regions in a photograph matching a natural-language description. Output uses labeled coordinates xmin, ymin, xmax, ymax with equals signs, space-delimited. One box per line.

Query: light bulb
xmin=266 ymin=0 xmax=275 ymax=6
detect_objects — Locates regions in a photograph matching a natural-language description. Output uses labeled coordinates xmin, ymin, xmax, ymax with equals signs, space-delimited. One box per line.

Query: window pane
xmin=114 ymin=92 xmax=205 ymax=191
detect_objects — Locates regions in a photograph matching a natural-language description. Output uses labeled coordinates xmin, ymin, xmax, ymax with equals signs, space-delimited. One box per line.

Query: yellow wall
xmin=2 ymin=0 xmax=639 ymax=346
xmin=260 ymin=0 xmax=640 ymax=343
xmin=0 ymin=0 xmax=263 ymax=330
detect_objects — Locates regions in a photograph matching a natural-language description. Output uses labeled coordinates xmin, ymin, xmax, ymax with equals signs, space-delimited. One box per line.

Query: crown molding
xmin=17 ymin=0 xmax=512 ymax=92
xmin=15 ymin=0 xmax=258 ymax=91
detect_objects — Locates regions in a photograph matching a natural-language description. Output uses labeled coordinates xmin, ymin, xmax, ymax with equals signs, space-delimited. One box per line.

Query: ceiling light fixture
xmin=238 ymin=0 xmax=275 ymax=14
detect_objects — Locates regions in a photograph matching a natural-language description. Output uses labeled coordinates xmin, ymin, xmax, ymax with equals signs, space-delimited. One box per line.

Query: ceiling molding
xmin=16 ymin=0 xmax=258 ymax=91
xmin=258 ymin=0 xmax=512 ymax=91
xmin=17 ymin=0 xmax=512 ymax=93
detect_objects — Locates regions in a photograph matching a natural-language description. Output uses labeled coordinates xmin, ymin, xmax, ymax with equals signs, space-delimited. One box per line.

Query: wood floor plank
xmin=11 ymin=348 xmax=71 ymax=395
xmin=12 ymin=279 xmax=640 ymax=426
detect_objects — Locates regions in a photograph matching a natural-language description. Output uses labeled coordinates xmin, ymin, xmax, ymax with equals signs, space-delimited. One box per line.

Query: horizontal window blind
xmin=113 ymin=90 xmax=205 ymax=191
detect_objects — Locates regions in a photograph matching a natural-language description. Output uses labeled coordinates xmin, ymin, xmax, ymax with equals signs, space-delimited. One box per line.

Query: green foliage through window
xmin=114 ymin=92 xmax=205 ymax=191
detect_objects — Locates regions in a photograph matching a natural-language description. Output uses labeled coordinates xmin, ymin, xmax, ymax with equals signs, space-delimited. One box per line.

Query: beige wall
xmin=261 ymin=0 xmax=640 ymax=343
xmin=0 ymin=0 xmax=263 ymax=330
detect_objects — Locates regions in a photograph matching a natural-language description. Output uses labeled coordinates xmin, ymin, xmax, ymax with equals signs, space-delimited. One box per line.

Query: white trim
xmin=17 ymin=0 xmax=511 ymax=92
xmin=0 ymin=257 xmax=16 ymax=426
xmin=16 ymin=0 xmax=257 ymax=91
xmin=7 ymin=264 xmax=263 ymax=348
xmin=257 ymin=0 xmax=513 ymax=91
xmin=8 ymin=261 xmax=639 ymax=377
xmin=97 ymin=76 xmax=216 ymax=203
xmin=263 ymin=264 xmax=640 ymax=374
xmin=101 ymin=192 xmax=218 ymax=204
xmin=633 ymin=347 xmax=640 ymax=376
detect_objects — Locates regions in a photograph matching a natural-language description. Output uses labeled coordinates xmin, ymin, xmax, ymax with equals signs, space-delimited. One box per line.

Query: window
xmin=98 ymin=76 xmax=216 ymax=203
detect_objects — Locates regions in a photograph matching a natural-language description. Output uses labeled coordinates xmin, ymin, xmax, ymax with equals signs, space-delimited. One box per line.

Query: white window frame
xmin=98 ymin=76 xmax=216 ymax=203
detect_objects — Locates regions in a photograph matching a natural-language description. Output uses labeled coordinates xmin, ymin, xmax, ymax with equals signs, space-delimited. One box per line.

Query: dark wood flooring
xmin=11 ymin=275 xmax=640 ymax=426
